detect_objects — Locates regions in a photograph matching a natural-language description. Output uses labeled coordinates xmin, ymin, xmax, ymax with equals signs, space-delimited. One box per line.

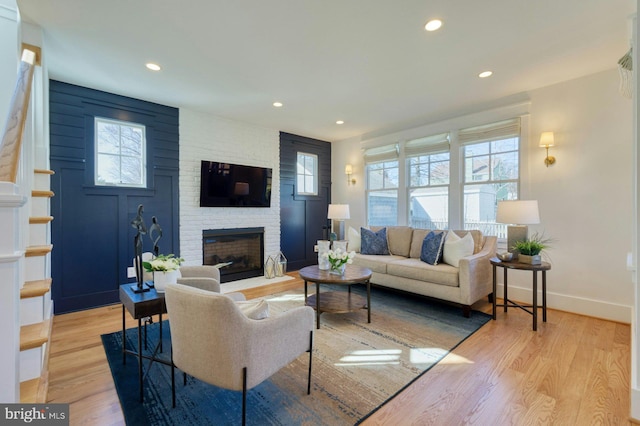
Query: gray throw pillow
xmin=360 ymin=227 xmax=389 ymax=255
xmin=420 ymin=231 xmax=446 ymax=265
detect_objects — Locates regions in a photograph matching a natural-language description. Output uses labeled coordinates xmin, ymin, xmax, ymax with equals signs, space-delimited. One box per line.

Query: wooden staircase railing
xmin=0 ymin=48 xmax=37 ymax=183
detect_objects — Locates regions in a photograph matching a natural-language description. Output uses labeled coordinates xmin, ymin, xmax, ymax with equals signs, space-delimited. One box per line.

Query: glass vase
xmin=329 ymin=263 xmax=346 ymax=275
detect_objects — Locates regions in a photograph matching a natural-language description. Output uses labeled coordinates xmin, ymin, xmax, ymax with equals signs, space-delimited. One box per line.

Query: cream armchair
xmin=177 ymin=265 xmax=245 ymax=301
xmin=165 ymin=283 xmax=314 ymax=425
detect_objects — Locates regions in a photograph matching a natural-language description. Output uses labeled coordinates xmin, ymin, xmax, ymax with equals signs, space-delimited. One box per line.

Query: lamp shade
xmin=345 ymin=164 xmax=353 ymax=175
xmin=327 ymin=204 xmax=350 ymax=220
xmin=539 ymin=132 xmax=555 ymax=148
xmin=496 ymin=200 xmax=540 ymax=225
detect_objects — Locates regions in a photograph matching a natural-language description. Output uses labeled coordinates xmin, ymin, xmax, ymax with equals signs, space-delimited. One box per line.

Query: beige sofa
xmin=351 ymin=226 xmax=497 ymax=317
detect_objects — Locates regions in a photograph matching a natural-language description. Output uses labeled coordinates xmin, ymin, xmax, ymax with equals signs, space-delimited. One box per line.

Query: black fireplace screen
xmin=202 ymin=227 xmax=264 ymax=283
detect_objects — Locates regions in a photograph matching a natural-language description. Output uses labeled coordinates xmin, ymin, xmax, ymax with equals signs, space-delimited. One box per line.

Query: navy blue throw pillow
xmin=360 ymin=227 xmax=389 ymax=255
xmin=420 ymin=231 xmax=446 ymax=265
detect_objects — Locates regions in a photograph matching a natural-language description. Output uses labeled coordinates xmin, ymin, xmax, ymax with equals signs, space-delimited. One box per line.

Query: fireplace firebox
xmin=202 ymin=227 xmax=264 ymax=283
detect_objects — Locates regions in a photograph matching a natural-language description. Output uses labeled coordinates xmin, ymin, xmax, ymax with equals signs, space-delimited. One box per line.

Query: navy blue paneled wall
xmin=49 ymin=80 xmax=179 ymax=313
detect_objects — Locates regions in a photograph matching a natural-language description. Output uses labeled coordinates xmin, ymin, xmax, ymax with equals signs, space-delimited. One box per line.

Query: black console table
xmin=119 ymin=283 xmax=171 ymax=402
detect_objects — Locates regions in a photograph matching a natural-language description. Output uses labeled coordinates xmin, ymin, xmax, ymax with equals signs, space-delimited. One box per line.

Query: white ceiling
xmin=17 ymin=0 xmax=636 ymax=142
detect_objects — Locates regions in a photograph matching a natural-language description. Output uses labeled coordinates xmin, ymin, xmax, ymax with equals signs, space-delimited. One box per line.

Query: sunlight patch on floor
xmin=333 ymin=347 xmax=475 ymax=368
xmin=436 ymin=351 xmax=475 ymax=365
xmin=335 ymin=349 xmax=402 ymax=367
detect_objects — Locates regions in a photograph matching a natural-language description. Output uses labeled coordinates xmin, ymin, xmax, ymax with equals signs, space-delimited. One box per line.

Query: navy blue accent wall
xmin=49 ymin=80 xmax=179 ymax=313
xmin=279 ymin=132 xmax=332 ymax=271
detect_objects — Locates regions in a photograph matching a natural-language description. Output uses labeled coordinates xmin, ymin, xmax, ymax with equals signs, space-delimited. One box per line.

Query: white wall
xmin=0 ymin=0 xmax=17 ymax=130
xmin=331 ymin=68 xmax=633 ymax=322
xmin=525 ymin=69 xmax=633 ymax=321
xmin=179 ymin=109 xmax=281 ymax=266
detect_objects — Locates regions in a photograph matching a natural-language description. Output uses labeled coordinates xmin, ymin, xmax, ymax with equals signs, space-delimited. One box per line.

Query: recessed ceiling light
xmin=146 ymin=63 xmax=161 ymax=71
xmin=273 ymin=102 xmax=283 ymax=107
xmin=425 ymin=19 xmax=442 ymax=31
xmin=478 ymin=71 xmax=493 ymax=78
xmin=336 ymin=120 xmax=344 ymax=125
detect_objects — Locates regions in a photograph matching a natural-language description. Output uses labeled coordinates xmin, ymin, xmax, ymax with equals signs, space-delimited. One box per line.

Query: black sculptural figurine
xmin=149 ymin=216 xmax=163 ymax=257
xmin=130 ymin=204 xmax=150 ymax=293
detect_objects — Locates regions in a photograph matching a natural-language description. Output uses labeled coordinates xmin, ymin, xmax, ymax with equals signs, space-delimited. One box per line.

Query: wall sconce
xmin=539 ymin=132 xmax=556 ymax=167
xmin=345 ymin=164 xmax=356 ymax=185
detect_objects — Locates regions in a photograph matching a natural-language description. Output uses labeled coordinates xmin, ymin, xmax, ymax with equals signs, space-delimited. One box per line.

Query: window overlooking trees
xmin=406 ymin=132 xmax=450 ymax=229
xmin=296 ymin=152 xmax=318 ymax=195
xmin=408 ymin=152 xmax=450 ymax=229
xmin=95 ymin=117 xmax=146 ymax=187
xmin=367 ymin=160 xmax=399 ymax=226
xmin=363 ymin=118 xmax=521 ymax=237
xmin=460 ymin=119 xmax=520 ymax=237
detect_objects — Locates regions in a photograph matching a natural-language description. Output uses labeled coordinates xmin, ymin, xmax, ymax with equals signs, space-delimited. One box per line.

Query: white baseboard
xmin=632 ymin=387 xmax=640 ymax=421
xmin=496 ymin=284 xmax=632 ymax=323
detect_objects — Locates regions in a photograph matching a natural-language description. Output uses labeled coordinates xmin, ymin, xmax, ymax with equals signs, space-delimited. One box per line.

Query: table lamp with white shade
xmin=327 ymin=204 xmax=350 ymax=241
xmin=496 ymin=200 xmax=540 ymax=258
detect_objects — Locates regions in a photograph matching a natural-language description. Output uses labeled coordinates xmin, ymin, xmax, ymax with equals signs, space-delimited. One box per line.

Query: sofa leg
xmin=487 ymin=293 xmax=494 ymax=303
xmin=462 ymin=305 xmax=471 ymax=318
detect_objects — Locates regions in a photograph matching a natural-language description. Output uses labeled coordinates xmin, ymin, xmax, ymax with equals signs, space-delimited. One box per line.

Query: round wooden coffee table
xmin=298 ymin=265 xmax=373 ymax=329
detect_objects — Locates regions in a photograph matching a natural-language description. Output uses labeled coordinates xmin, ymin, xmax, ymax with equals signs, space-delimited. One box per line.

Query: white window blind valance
xmin=404 ymin=132 xmax=450 ymax=156
xmin=363 ymin=143 xmax=399 ymax=163
xmin=458 ymin=118 xmax=521 ymax=145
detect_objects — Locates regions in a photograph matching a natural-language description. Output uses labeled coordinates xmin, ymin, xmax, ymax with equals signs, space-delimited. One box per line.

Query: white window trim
xmin=296 ymin=152 xmax=318 ymax=196
xmin=361 ymin=113 xmax=530 ymax=231
xmin=94 ymin=117 xmax=147 ymax=188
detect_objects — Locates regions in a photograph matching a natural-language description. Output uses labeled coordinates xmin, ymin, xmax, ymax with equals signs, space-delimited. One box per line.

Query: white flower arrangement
xmin=323 ymin=248 xmax=356 ymax=270
xmin=143 ymin=254 xmax=184 ymax=272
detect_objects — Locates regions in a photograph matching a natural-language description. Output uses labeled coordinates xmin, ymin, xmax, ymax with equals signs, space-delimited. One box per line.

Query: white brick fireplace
xmin=179 ymin=109 xmax=281 ymax=267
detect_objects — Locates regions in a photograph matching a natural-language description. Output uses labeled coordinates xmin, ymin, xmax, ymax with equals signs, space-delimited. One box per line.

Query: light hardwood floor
xmin=47 ymin=276 xmax=631 ymax=425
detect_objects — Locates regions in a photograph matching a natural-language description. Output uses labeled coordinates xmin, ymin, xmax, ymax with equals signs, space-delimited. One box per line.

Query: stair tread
xmin=31 ymin=190 xmax=54 ymax=198
xmin=20 ymin=375 xmax=48 ymax=403
xmin=25 ymin=245 xmax=53 ymax=257
xmin=21 ymin=319 xmax=50 ymax=351
xmin=20 ymin=378 xmax=39 ymax=403
xmin=34 ymin=169 xmax=54 ymax=175
xmin=21 ymin=279 xmax=52 ymax=299
xmin=29 ymin=216 xmax=54 ymax=224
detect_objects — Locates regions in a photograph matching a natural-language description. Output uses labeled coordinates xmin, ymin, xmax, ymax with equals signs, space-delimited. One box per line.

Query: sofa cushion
xmin=348 ymin=226 xmax=361 ymax=252
xmin=449 ymin=230 xmax=483 ymax=254
xmin=361 ymin=227 xmax=390 ymax=255
xmin=410 ymin=229 xmax=440 ymax=258
xmin=387 ymin=258 xmax=459 ymax=287
xmin=352 ymin=254 xmax=406 ymax=274
xmin=384 ymin=226 xmax=413 ymax=257
xmin=420 ymin=231 xmax=446 ymax=265
xmin=443 ymin=231 xmax=475 ymax=267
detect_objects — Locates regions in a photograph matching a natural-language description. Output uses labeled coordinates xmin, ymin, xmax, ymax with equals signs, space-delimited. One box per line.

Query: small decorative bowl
xmin=497 ymin=252 xmax=513 ymax=261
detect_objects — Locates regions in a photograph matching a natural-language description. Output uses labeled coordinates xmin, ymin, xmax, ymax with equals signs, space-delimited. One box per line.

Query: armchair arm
xmin=458 ymin=236 xmax=497 ymax=305
xmin=241 ymin=306 xmax=315 ymax=389
xmin=176 ymin=277 xmax=221 ymax=293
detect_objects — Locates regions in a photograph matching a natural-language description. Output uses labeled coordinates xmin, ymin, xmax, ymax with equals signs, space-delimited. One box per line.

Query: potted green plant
xmin=512 ymin=233 xmax=551 ymax=265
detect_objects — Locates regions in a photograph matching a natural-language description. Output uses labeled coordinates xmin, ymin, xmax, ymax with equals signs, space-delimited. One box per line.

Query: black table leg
xmin=159 ymin=312 xmax=163 ymax=353
xmin=316 ymin=281 xmax=320 ymax=329
xmin=492 ymin=264 xmax=497 ymax=320
xmin=532 ymin=271 xmax=538 ymax=331
xmin=138 ymin=318 xmax=143 ymax=402
xmin=503 ymin=267 xmax=508 ymax=312
xmin=304 ymin=280 xmax=307 ymax=300
xmin=122 ymin=305 xmax=126 ymax=365
xmin=366 ymin=280 xmax=371 ymax=323
xmin=542 ymin=270 xmax=547 ymax=323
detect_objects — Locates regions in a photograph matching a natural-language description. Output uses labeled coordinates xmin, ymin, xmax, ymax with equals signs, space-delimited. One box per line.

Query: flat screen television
xmin=199 ymin=161 xmax=272 ymax=207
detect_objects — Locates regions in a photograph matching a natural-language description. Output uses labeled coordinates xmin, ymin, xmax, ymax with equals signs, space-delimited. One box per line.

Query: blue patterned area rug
xmin=102 ymin=287 xmax=490 ymax=425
